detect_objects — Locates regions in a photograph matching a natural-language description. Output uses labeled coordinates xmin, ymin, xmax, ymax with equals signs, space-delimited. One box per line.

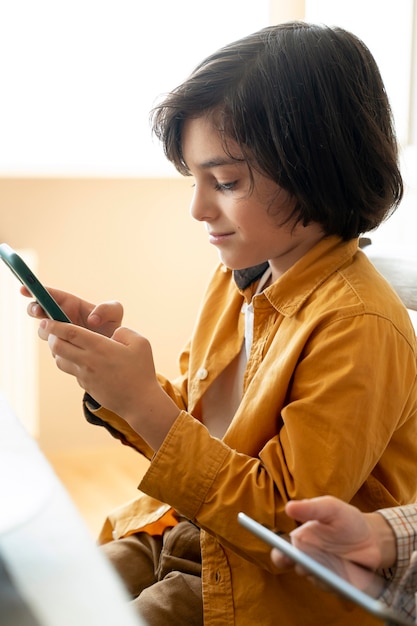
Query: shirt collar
xmin=234 ymin=236 xmax=359 ymax=316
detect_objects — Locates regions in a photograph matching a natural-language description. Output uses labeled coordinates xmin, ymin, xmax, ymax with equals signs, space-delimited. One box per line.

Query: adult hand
xmin=271 ymin=496 xmax=396 ymax=573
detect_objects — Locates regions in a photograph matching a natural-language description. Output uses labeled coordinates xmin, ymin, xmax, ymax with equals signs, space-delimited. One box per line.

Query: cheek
xmin=259 ymin=184 xmax=296 ymax=219
xmin=233 ymin=212 xmax=258 ymax=232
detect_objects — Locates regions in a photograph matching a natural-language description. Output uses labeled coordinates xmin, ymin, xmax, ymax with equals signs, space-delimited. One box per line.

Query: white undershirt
xmin=243 ymin=266 xmax=272 ymax=358
xmin=201 ymin=266 xmax=272 ymax=438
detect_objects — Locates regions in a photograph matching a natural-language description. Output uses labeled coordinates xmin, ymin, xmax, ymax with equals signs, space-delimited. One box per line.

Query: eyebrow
xmin=198 ymin=157 xmax=246 ymax=169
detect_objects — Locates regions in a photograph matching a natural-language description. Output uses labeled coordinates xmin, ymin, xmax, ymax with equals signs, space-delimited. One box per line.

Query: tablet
xmin=238 ymin=512 xmax=415 ymax=626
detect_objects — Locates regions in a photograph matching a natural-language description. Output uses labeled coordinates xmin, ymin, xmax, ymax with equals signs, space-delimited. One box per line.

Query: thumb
xmin=286 ymin=497 xmax=340 ymax=525
xmin=112 ymin=327 xmax=153 ymax=356
xmin=111 ymin=327 xmax=156 ymax=376
xmin=88 ymin=300 xmax=124 ymax=337
xmin=112 ymin=326 xmax=138 ymax=346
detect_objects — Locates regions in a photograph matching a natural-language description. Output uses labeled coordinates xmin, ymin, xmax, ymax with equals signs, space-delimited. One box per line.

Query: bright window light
xmin=0 ymin=1 xmax=269 ymax=177
xmin=305 ymin=0 xmax=414 ymax=147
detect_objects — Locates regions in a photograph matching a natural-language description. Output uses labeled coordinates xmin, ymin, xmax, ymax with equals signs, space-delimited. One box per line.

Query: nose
xmin=189 ymin=184 xmax=216 ymax=223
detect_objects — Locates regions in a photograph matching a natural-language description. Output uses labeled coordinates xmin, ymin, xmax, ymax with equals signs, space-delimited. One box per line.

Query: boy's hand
xmin=38 ymin=319 xmax=180 ymax=450
xmin=23 ymin=285 xmax=123 ymax=337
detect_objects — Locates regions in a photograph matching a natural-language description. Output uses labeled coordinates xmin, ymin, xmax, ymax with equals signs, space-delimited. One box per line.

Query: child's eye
xmin=215 ymin=180 xmax=237 ymax=191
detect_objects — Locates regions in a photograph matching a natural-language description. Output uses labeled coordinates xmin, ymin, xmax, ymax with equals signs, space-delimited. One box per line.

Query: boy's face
xmin=182 ymin=115 xmax=324 ymax=281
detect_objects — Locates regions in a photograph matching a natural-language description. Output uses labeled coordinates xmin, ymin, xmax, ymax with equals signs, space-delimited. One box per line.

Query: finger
xmin=303 ymin=572 xmax=333 ymax=593
xmin=45 ymin=324 xmax=104 ymax=376
xmin=270 ymin=548 xmax=294 ymax=569
xmin=47 ymin=333 xmax=60 ymax=358
xmin=46 ymin=333 xmax=84 ymax=380
xmin=28 ymin=301 xmax=48 ymax=319
xmin=286 ymin=496 xmax=339 ymax=524
xmin=112 ymin=326 xmax=144 ymax=346
xmin=47 ymin=331 xmax=82 ymax=361
xmin=20 ymin=285 xmax=31 ymax=297
xmin=112 ymin=327 xmax=155 ymax=365
xmin=24 ymin=286 xmax=73 ymax=321
xmin=87 ymin=300 xmax=124 ymax=336
xmin=38 ymin=319 xmax=94 ymax=349
xmin=38 ymin=318 xmax=52 ymax=340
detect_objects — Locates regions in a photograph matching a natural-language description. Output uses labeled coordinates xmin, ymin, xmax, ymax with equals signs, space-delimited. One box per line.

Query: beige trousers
xmin=102 ymin=520 xmax=203 ymax=626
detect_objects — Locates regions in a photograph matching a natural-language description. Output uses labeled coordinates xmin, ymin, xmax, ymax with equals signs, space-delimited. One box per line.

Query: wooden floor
xmin=45 ymin=442 xmax=150 ymax=538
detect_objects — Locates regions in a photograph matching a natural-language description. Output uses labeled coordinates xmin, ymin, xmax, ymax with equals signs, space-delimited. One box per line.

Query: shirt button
xmin=220 ymin=265 xmax=229 ymax=273
xmin=197 ymin=367 xmax=208 ymax=380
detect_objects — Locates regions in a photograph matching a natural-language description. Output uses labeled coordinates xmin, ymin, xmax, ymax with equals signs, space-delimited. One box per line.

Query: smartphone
xmin=0 ymin=243 xmax=71 ymax=323
xmin=237 ymin=512 xmax=415 ymax=626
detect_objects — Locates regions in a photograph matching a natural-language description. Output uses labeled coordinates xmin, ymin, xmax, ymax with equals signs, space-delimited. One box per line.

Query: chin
xmin=220 ymin=257 xmax=268 ymax=271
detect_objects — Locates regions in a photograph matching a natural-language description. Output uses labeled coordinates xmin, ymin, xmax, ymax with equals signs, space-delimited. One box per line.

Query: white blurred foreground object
xmin=0 ymin=248 xmax=38 ymax=436
xmin=0 ymin=393 xmax=147 ymax=626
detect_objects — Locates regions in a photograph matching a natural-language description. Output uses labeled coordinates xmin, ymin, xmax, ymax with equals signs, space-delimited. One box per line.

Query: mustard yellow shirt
xmin=85 ymin=235 xmax=417 ymax=626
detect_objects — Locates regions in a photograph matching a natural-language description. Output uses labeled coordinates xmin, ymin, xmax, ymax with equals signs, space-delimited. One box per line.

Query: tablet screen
xmin=238 ymin=512 xmax=415 ymax=626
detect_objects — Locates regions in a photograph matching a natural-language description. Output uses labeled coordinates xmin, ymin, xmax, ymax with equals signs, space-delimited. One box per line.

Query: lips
xmin=208 ymin=231 xmax=234 ymax=245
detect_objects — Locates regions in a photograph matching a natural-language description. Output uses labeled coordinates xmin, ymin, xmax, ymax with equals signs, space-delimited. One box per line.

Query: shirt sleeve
xmin=140 ymin=310 xmax=417 ymax=574
xmin=377 ymin=505 xmax=417 ymax=621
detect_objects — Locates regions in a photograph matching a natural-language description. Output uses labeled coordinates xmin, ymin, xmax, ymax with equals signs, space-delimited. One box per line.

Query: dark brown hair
xmin=151 ymin=21 xmax=403 ymax=240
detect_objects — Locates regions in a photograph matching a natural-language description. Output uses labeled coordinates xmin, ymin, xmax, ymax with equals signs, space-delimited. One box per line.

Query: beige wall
xmin=270 ymin=0 xmax=305 ymax=23
xmin=1 ymin=177 xmax=218 ymax=451
xmin=0 ymin=3 xmax=308 ymax=454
